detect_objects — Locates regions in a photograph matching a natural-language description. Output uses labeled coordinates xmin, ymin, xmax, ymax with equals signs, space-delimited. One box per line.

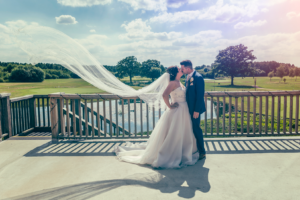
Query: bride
xmin=5 ymin=22 xmax=199 ymax=168
xmin=114 ymin=66 xmax=199 ymax=169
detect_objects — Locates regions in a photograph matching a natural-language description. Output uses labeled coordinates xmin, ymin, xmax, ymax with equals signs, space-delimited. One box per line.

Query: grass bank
xmin=1 ymin=76 xmax=300 ymax=98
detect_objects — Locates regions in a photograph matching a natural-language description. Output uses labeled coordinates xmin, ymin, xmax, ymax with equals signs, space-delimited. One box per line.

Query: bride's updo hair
xmin=167 ymin=66 xmax=178 ymax=81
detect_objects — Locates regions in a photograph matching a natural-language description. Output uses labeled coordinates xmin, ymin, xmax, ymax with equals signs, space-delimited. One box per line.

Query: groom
xmin=180 ymin=60 xmax=206 ymax=160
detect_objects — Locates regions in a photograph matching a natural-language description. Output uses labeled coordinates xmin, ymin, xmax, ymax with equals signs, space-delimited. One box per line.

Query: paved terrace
xmin=1 ymin=133 xmax=300 ymax=200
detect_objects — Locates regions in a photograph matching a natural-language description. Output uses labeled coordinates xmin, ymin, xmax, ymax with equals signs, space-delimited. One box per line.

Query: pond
xmin=27 ymin=99 xmax=217 ymax=134
xmin=86 ymin=99 xmax=217 ymax=134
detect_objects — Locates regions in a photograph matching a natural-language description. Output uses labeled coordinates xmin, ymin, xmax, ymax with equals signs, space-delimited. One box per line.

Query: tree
xmin=276 ymin=65 xmax=285 ymax=81
xmin=289 ymin=68 xmax=295 ymax=79
xmin=9 ymin=65 xmax=45 ymax=82
xmin=70 ymin=72 xmax=80 ymax=79
xmin=4 ymin=63 xmax=16 ymax=73
xmin=214 ymin=44 xmax=256 ymax=85
xmin=295 ymin=67 xmax=300 ymax=81
xmin=116 ymin=56 xmax=140 ymax=83
xmin=160 ymin=64 xmax=166 ymax=74
xmin=140 ymin=59 xmax=163 ymax=82
xmin=268 ymin=71 xmax=274 ymax=81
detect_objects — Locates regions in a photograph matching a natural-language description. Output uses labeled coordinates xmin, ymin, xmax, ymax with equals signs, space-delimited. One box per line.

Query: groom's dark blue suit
xmin=185 ymin=71 xmax=206 ymax=154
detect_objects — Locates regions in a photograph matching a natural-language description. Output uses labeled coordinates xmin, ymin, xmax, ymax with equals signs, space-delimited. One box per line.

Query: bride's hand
xmin=170 ymin=102 xmax=179 ymax=109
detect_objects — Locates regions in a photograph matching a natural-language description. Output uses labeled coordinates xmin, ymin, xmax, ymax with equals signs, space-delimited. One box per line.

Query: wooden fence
xmin=1 ymin=91 xmax=300 ymax=142
xmin=48 ymin=91 xmax=300 ymax=142
xmin=0 ymin=94 xmax=51 ymax=140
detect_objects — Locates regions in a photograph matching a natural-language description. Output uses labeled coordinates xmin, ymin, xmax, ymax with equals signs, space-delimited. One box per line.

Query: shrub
xmin=0 ymin=78 xmax=4 ymax=82
xmin=59 ymin=74 xmax=71 ymax=79
xmin=52 ymin=74 xmax=59 ymax=79
xmin=44 ymin=69 xmax=62 ymax=77
xmin=31 ymin=67 xmax=46 ymax=82
xmin=9 ymin=65 xmax=45 ymax=82
xmin=70 ymin=72 xmax=80 ymax=78
xmin=3 ymin=72 xmax=10 ymax=80
xmin=45 ymin=73 xmax=53 ymax=79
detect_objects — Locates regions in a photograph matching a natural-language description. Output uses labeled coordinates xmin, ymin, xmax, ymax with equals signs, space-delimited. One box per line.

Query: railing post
xmin=50 ymin=97 xmax=58 ymax=143
xmin=49 ymin=93 xmax=64 ymax=143
xmin=29 ymin=98 xmax=36 ymax=128
xmin=0 ymin=93 xmax=12 ymax=139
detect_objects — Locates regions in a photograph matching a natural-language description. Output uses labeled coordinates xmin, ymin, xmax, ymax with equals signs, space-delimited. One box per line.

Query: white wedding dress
xmin=114 ymin=87 xmax=199 ymax=168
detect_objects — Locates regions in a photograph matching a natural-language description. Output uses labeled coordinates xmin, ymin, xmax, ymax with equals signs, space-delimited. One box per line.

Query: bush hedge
xmin=9 ymin=65 xmax=45 ymax=82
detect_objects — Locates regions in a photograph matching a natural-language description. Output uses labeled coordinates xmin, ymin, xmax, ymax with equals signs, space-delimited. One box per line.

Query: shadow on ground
xmin=21 ymin=138 xmax=300 ymax=157
xmin=6 ymin=160 xmax=210 ymax=200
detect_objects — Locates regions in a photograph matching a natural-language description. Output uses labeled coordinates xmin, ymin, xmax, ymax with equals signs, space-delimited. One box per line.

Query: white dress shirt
xmin=187 ymin=70 xmax=195 ymax=81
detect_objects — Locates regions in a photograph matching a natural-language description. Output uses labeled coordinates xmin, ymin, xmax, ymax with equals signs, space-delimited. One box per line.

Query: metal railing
xmin=49 ymin=91 xmax=300 ymax=142
xmin=49 ymin=93 xmax=154 ymax=142
xmin=0 ymin=94 xmax=52 ymax=140
xmin=0 ymin=93 xmax=12 ymax=139
xmin=1 ymin=91 xmax=300 ymax=142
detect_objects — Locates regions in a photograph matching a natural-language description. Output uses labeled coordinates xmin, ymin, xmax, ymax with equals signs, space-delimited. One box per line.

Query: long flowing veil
xmin=1 ymin=22 xmax=170 ymax=109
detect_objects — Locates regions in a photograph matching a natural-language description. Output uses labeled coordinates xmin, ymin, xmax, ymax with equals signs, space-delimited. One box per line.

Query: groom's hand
xmin=193 ymin=111 xmax=199 ymax=119
xmin=170 ymin=102 xmax=179 ymax=109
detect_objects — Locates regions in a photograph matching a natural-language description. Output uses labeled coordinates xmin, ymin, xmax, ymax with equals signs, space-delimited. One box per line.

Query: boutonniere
xmin=190 ymin=77 xmax=194 ymax=82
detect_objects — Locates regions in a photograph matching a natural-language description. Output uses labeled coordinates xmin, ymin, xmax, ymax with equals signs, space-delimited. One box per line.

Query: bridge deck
xmin=0 ymin=133 xmax=300 ymax=200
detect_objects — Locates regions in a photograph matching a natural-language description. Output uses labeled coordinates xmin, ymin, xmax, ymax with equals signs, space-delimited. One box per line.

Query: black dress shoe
xmin=199 ymin=154 xmax=206 ymax=160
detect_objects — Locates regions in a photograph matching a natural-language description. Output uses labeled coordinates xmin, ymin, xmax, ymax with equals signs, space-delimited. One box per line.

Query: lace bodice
xmin=170 ymin=87 xmax=186 ymax=103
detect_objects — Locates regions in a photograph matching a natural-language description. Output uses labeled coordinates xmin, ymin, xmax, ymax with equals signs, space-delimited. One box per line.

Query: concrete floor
xmin=1 ymin=133 xmax=300 ymax=200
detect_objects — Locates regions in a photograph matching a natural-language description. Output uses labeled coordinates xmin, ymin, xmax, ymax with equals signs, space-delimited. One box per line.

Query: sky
xmin=0 ymin=0 xmax=300 ymax=67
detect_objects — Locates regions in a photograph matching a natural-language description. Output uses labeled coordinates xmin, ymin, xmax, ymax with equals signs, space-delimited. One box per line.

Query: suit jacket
xmin=185 ymin=71 xmax=206 ymax=116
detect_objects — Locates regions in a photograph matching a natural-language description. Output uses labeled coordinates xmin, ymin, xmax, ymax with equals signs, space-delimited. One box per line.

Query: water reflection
xmin=14 ymin=99 xmax=216 ymax=134
xmin=86 ymin=99 xmax=216 ymax=134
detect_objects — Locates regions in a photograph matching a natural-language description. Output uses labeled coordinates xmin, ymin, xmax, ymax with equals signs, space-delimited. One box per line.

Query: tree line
xmin=212 ymin=44 xmax=300 ymax=85
xmin=0 ymin=57 xmax=166 ymax=83
xmin=1 ymin=46 xmax=299 ymax=84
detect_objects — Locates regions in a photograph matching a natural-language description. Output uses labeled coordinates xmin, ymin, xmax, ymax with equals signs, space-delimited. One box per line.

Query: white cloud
xmin=149 ymin=0 xmax=296 ymax=25
xmin=229 ymin=0 xmax=288 ymax=7
xmin=118 ymin=0 xmax=199 ymax=12
xmin=57 ymin=0 xmax=111 ymax=7
xmin=90 ymin=29 xmax=96 ymax=33
xmin=216 ymin=32 xmax=300 ymax=64
xmin=234 ymin=20 xmax=267 ymax=29
xmin=55 ymin=15 xmax=78 ymax=25
xmin=167 ymin=0 xmax=200 ymax=8
xmin=118 ymin=0 xmax=167 ymax=12
xmin=76 ymin=34 xmax=108 ymax=50
xmin=173 ymin=30 xmax=223 ymax=46
xmin=149 ymin=0 xmax=261 ymax=25
xmin=149 ymin=10 xmax=201 ymax=25
xmin=119 ymin=19 xmax=182 ymax=40
xmin=2 ymin=20 xmax=300 ymax=70
xmin=286 ymin=11 xmax=300 ymax=19
xmin=199 ymin=0 xmax=259 ymax=23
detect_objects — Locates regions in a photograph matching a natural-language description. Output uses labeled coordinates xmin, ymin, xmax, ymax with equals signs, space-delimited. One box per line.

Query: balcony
xmin=0 ymin=92 xmax=300 ymax=199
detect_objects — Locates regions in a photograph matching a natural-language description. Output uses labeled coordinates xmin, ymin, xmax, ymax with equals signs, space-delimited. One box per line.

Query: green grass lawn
xmin=2 ymin=75 xmax=299 ymax=135
xmin=0 ymin=79 xmax=106 ymax=98
xmin=1 ymin=76 xmax=300 ymax=98
xmin=205 ymin=76 xmax=300 ymax=92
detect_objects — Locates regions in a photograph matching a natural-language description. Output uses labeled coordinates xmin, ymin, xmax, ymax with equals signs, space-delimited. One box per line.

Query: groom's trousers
xmin=191 ymin=116 xmax=206 ymax=155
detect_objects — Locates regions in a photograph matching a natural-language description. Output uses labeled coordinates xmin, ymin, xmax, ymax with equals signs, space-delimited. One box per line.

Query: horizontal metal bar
xmin=10 ymin=95 xmax=34 ymax=102
xmin=47 ymin=91 xmax=300 ymax=100
xmin=205 ymin=91 xmax=300 ymax=97
xmin=33 ymin=95 xmax=49 ymax=98
xmin=48 ymin=93 xmax=140 ymax=99
xmin=0 ymin=93 xmax=11 ymax=98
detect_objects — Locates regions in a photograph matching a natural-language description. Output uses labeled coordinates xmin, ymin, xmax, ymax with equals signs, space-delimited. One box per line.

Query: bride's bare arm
xmin=163 ymin=81 xmax=179 ymax=109
xmin=180 ymin=82 xmax=185 ymax=88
